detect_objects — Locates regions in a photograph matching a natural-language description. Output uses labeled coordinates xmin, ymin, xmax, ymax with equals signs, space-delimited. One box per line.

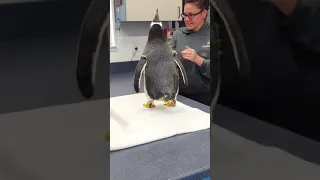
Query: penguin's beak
xmin=150 ymin=8 xmax=162 ymax=27
xmin=211 ymin=0 xmax=250 ymax=77
xmin=153 ymin=8 xmax=160 ymax=22
xmin=76 ymin=0 xmax=109 ymax=99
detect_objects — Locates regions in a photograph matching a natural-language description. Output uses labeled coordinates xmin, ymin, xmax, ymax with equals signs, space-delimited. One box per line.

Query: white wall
xmin=110 ymin=21 xmax=169 ymax=63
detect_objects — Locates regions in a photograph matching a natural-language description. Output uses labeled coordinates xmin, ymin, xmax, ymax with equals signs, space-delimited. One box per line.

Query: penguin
xmin=212 ymin=0 xmax=250 ymax=76
xmin=75 ymin=0 xmax=109 ymax=141
xmin=74 ymin=0 xmax=251 ymax=106
xmin=76 ymin=0 xmax=109 ymax=99
xmin=133 ymin=9 xmax=188 ymax=108
xmin=210 ymin=0 xmax=251 ymax=110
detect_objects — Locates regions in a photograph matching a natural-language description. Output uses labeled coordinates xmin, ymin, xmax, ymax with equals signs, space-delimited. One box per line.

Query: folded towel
xmin=110 ymin=93 xmax=210 ymax=151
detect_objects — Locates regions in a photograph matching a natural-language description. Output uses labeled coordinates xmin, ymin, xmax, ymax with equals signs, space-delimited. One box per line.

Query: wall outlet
xmin=110 ymin=22 xmax=149 ymax=63
xmin=131 ymin=45 xmax=140 ymax=61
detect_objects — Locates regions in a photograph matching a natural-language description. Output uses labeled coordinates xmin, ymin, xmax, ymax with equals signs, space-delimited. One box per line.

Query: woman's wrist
xmin=194 ymin=55 xmax=204 ymax=66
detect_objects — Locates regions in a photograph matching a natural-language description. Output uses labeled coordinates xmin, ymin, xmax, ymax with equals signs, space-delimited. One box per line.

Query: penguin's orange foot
xmin=164 ymin=100 xmax=176 ymax=107
xmin=143 ymin=101 xmax=156 ymax=108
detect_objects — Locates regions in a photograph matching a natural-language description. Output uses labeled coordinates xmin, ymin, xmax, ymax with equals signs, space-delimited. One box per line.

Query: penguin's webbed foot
xmin=164 ymin=100 xmax=176 ymax=107
xmin=143 ymin=100 xmax=156 ymax=108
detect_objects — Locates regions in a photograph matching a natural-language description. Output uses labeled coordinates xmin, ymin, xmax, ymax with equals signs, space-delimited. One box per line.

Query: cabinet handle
xmin=178 ymin=7 xmax=181 ymax=18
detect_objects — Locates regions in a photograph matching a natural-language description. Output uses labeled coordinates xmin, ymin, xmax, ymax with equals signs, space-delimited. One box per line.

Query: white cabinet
xmin=119 ymin=0 xmax=183 ymax=21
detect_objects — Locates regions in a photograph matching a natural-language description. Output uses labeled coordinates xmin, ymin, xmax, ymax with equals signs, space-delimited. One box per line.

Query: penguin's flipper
xmin=212 ymin=0 xmax=250 ymax=77
xmin=174 ymin=58 xmax=188 ymax=87
xmin=133 ymin=57 xmax=147 ymax=93
xmin=76 ymin=0 xmax=109 ymax=99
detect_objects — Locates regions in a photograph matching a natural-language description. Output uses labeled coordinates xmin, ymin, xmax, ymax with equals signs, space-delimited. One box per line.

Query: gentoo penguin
xmin=211 ymin=0 xmax=251 ymax=110
xmin=75 ymin=0 xmax=109 ymax=141
xmin=76 ymin=0 xmax=109 ymax=99
xmin=133 ymin=9 xmax=188 ymax=108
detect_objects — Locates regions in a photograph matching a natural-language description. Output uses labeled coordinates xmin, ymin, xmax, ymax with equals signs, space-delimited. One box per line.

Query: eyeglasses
xmin=181 ymin=10 xmax=204 ymax=19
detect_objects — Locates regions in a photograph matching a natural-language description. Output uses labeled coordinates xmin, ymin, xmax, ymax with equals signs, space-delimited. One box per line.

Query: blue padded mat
xmin=169 ymin=167 xmax=210 ymax=180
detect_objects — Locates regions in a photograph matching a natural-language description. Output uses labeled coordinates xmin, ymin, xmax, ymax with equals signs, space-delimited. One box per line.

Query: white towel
xmin=110 ymin=93 xmax=210 ymax=151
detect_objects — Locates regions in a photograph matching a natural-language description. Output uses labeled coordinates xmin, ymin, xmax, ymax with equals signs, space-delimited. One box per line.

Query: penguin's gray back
xmin=144 ymin=41 xmax=179 ymax=100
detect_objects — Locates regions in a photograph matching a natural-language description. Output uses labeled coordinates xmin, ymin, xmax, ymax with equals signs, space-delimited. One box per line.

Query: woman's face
xmin=183 ymin=3 xmax=207 ymax=31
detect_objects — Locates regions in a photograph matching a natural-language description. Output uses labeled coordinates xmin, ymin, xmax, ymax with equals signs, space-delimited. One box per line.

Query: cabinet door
xmin=156 ymin=0 xmax=182 ymax=21
xmin=125 ymin=0 xmax=182 ymax=21
xmin=125 ymin=0 xmax=155 ymax=21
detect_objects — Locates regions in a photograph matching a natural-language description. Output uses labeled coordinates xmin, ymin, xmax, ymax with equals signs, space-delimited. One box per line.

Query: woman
xmin=170 ymin=0 xmax=211 ymax=105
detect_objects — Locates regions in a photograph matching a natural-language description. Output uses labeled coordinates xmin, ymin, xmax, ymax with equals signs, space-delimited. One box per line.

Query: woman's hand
xmin=181 ymin=46 xmax=204 ymax=66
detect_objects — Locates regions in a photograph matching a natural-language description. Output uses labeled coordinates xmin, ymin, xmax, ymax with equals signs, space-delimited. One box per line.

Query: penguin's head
xmin=150 ymin=8 xmax=162 ymax=28
xmin=148 ymin=9 xmax=165 ymax=41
